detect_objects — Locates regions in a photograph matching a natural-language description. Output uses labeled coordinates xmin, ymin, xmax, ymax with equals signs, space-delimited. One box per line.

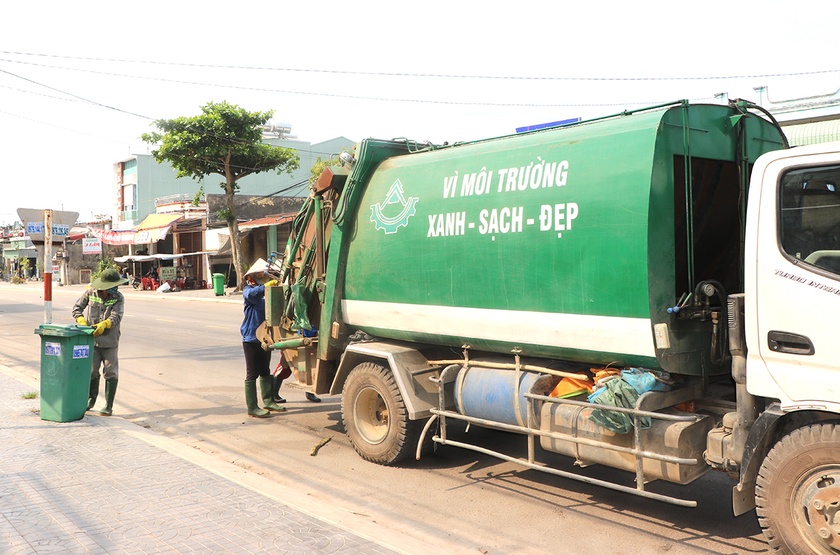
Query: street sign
xmin=17 ymin=208 xmax=79 ymax=242
xmin=83 ymin=237 xmax=102 ymax=255
xmin=17 ymin=208 xmax=79 ymax=324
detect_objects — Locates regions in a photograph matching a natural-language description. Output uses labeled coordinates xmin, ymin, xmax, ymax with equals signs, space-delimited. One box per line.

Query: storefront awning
xmin=114 ymin=251 xmax=213 ymax=263
xmin=91 ymin=214 xmax=184 ymax=245
xmin=239 ymin=214 xmax=296 ymax=230
xmin=137 ymin=213 xmax=185 ymax=230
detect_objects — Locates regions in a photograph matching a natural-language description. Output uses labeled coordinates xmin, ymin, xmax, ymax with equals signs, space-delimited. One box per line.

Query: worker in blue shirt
xmin=241 ymin=263 xmax=286 ymax=418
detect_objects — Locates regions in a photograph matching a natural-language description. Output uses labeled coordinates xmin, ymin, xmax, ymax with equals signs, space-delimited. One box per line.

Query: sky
xmin=2 ymin=0 xmax=839 ymax=225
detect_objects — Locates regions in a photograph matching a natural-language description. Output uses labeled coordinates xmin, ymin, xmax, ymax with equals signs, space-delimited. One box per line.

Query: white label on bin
xmin=45 ymin=342 xmax=61 ymax=356
xmin=73 ymin=345 xmax=90 ymax=359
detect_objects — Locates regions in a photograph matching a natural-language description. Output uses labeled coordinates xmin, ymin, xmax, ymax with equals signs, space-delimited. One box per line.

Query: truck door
xmin=748 ymin=147 xmax=840 ymax=407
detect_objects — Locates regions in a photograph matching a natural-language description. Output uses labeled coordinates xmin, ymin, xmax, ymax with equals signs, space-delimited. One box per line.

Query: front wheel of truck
xmin=342 ymin=361 xmax=421 ymax=465
xmin=756 ymin=423 xmax=840 ymax=554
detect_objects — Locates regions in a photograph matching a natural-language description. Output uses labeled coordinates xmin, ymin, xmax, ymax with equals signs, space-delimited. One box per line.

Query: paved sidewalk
xmin=0 ymin=370 xmax=401 ymax=555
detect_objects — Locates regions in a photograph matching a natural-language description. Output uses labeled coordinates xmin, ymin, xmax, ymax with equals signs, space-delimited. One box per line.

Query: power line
xmin=2 ymin=50 xmax=838 ymax=82
xmin=0 ymin=66 xmax=152 ymax=119
xmin=0 ymin=66 xmax=337 ymax=171
xmin=0 ymin=83 xmax=84 ymax=103
xmin=0 ymin=108 xmax=135 ymax=146
xmin=0 ymin=56 xmax=721 ymax=108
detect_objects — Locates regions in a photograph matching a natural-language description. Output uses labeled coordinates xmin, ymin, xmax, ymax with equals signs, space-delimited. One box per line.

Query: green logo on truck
xmin=370 ymin=179 xmax=419 ymax=234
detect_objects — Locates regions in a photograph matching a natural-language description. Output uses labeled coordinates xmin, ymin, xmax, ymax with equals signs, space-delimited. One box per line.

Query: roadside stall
xmin=114 ymin=253 xmax=197 ymax=291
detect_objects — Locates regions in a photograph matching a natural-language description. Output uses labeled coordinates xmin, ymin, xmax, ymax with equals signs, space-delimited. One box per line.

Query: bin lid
xmin=34 ymin=324 xmax=95 ymax=337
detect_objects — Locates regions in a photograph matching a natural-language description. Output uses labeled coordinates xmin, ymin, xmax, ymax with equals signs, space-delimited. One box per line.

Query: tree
xmin=141 ymin=101 xmax=300 ymax=289
xmin=309 ymin=153 xmax=343 ymax=185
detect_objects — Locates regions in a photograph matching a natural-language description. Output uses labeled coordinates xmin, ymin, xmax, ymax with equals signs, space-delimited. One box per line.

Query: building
xmin=757 ymin=86 xmax=840 ymax=146
xmin=0 ymin=227 xmax=37 ymax=280
xmin=102 ymin=134 xmax=355 ymax=289
xmin=114 ymin=136 xmax=353 ymax=226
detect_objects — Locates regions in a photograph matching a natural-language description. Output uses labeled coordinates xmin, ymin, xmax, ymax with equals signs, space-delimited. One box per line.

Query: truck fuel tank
xmin=539 ymin=400 xmax=712 ymax=485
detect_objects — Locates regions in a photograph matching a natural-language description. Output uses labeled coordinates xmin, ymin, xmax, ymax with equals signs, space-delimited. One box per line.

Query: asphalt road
xmin=0 ymin=281 xmax=771 ymax=554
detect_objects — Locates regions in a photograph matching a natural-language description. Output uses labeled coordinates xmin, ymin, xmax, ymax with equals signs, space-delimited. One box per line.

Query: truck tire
xmin=756 ymin=423 xmax=840 ymax=554
xmin=342 ymin=361 xmax=421 ymax=465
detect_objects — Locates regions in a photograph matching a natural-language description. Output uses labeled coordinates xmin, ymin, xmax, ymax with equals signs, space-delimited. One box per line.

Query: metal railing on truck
xmin=419 ymin=355 xmax=705 ymax=507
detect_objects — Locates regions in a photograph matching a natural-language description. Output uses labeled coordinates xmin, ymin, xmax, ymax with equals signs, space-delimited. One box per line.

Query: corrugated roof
xmin=782 ymin=120 xmax=840 ymax=146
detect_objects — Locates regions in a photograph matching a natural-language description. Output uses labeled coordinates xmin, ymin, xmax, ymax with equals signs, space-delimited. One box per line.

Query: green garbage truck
xmin=259 ymin=100 xmax=840 ymax=554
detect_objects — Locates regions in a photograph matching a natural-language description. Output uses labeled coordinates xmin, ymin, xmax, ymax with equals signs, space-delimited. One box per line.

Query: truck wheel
xmin=342 ymin=361 xmax=420 ymax=465
xmin=756 ymin=423 xmax=840 ymax=554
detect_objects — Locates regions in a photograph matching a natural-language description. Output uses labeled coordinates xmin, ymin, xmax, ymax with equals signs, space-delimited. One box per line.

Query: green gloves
xmin=93 ymin=319 xmax=112 ymax=337
xmin=264 ymin=279 xmax=279 ymax=288
xmin=76 ymin=316 xmax=88 ymax=326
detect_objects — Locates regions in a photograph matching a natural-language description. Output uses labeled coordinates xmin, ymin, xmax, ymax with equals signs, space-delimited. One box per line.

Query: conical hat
xmin=244 ymin=258 xmax=269 ymax=279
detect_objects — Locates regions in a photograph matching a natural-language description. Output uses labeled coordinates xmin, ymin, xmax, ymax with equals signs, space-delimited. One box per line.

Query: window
xmin=123 ymin=183 xmax=136 ymax=211
xmin=780 ymin=165 xmax=840 ymax=275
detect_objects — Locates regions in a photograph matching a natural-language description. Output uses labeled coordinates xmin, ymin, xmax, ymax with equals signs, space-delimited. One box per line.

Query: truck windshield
xmin=780 ymin=164 xmax=840 ymax=275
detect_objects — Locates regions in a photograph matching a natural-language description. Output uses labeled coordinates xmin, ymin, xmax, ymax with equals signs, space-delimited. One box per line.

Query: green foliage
xmin=309 ymin=153 xmax=343 ymax=186
xmin=140 ymin=101 xmax=300 ymax=186
xmin=191 ymin=185 xmax=204 ymax=206
xmin=93 ymin=258 xmax=120 ymax=280
xmin=217 ymin=207 xmax=233 ymax=223
xmin=21 ymin=391 xmax=37 ymax=400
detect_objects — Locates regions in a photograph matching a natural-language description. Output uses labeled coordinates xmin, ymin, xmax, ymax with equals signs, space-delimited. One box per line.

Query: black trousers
xmin=242 ymin=341 xmax=272 ymax=381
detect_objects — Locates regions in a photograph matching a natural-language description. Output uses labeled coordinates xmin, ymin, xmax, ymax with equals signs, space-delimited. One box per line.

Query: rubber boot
xmin=260 ymin=376 xmax=286 ymax=412
xmin=87 ymin=375 xmax=100 ymax=411
xmin=245 ymin=380 xmax=270 ymax=418
xmin=99 ymin=379 xmax=117 ymax=416
xmin=271 ymin=376 xmax=286 ymax=403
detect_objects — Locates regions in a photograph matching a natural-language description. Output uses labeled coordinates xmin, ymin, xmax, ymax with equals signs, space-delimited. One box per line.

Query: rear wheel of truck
xmin=756 ymin=423 xmax=840 ymax=554
xmin=342 ymin=361 xmax=421 ymax=465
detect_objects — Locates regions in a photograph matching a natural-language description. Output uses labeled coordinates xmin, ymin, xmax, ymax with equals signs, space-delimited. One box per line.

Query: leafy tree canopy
xmin=141 ymin=101 xmax=301 ymax=289
xmin=141 ymin=101 xmax=300 ymax=189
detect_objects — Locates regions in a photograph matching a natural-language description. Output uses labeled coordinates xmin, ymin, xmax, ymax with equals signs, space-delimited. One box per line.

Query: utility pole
xmin=44 ymin=209 xmax=53 ymax=323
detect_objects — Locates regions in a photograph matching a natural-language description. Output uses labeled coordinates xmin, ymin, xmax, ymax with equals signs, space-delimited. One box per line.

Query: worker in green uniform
xmin=72 ymin=268 xmax=128 ymax=416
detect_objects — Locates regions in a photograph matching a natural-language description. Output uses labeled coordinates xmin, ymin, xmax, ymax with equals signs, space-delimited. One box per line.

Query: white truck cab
xmin=748 ymin=142 xmax=840 ymax=411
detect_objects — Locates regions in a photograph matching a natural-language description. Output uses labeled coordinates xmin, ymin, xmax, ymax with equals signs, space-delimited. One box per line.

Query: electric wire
xmin=2 ymin=50 xmax=838 ymax=82
xmin=0 ymin=57 xmax=718 ymax=108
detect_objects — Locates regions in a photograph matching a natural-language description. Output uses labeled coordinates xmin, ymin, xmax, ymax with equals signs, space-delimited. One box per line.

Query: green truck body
xmin=322 ymin=103 xmax=782 ymax=374
xmin=263 ymin=100 xmax=840 ymax=554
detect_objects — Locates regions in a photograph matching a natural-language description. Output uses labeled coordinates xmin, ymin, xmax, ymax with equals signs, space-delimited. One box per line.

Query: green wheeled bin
xmin=34 ymin=324 xmax=95 ymax=422
xmin=212 ymin=273 xmax=225 ymax=296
